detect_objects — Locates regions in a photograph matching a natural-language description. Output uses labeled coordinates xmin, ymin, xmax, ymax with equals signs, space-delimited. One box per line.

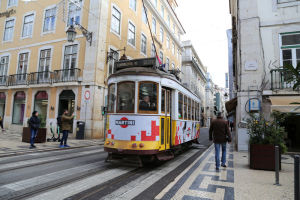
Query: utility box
xmin=76 ymin=121 xmax=85 ymax=139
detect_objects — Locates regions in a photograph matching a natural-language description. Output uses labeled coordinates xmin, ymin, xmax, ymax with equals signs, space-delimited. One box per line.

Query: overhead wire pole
xmin=141 ymin=0 xmax=161 ymax=65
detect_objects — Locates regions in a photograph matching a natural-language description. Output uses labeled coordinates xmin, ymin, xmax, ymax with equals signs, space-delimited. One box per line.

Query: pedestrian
xmin=0 ymin=115 xmax=4 ymax=131
xmin=230 ymin=121 xmax=234 ymax=132
xmin=60 ymin=109 xmax=74 ymax=148
xmin=28 ymin=111 xmax=41 ymax=149
xmin=209 ymin=112 xmax=232 ymax=171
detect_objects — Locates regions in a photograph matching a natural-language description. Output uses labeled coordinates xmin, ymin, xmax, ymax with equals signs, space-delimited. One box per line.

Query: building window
xmin=38 ymin=49 xmax=51 ymax=81
xmin=117 ymin=82 xmax=135 ymax=113
xmin=172 ymin=63 xmax=175 ymax=69
xmin=178 ymin=92 xmax=183 ymax=119
xmin=166 ymin=58 xmax=169 ymax=69
xmin=17 ymin=53 xmax=29 ymax=75
xmin=111 ymin=6 xmax=121 ymax=35
xmin=160 ymin=27 xmax=164 ymax=42
xmin=34 ymin=91 xmax=48 ymax=128
xmin=167 ymin=15 xmax=170 ymax=27
xmin=67 ymin=0 xmax=82 ymax=25
xmin=0 ymin=93 xmax=6 ymax=119
xmin=141 ymin=34 xmax=147 ymax=55
xmin=108 ymin=84 xmax=116 ymax=113
xmin=172 ymin=42 xmax=175 ymax=54
xmin=128 ymin=21 xmax=136 ymax=46
xmin=8 ymin=0 xmax=17 ymax=7
xmin=22 ymin=14 xmax=34 ymax=38
xmin=0 ymin=56 xmax=9 ymax=78
xmin=108 ymin=49 xmax=119 ymax=75
xmin=3 ymin=19 xmax=15 ymax=41
xmin=138 ymin=82 xmax=158 ymax=113
xmin=166 ymin=35 xmax=170 ymax=49
xmin=173 ymin=23 xmax=175 ymax=34
xmin=159 ymin=51 xmax=163 ymax=63
xmin=177 ymin=48 xmax=180 ymax=60
xmin=184 ymin=96 xmax=187 ymax=120
xmin=151 ymin=43 xmax=156 ymax=57
xmin=281 ymin=32 xmax=300 ymax=67
xmin=12 ymin=91 xmax=26 ymax=125
xmin=152 ymin=17 xmax=156 ymax=34
xmin=63 ymin=45 xmax=78 ymax=79
xmin=161 ymin=5 xmax=164 ymax=18
xmin=129 ymin=0 xmax=136 ymax=11
xmin=188 ymin=98 xmax=191 ymax=120
xmin=142 ymin=6 xmax=147 ymax=24
xmin=43 ymin=7 xmax=56 ymax=32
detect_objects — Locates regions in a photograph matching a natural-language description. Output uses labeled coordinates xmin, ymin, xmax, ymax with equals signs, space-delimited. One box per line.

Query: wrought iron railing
xmin=8 ymin=74 xmax=29 ymax=86
xmin=53 ymin=68 xmax=81 ymax=83
xmin=0 ymin=76 xmax=7 ymax=86
xmin=29 ymin=71 xmax=53 ymax=85
xmin=271 ymin=68 xmax=297 ymax=90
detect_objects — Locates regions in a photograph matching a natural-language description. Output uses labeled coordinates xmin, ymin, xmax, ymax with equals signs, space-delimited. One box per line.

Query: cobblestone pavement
xmin=0 ymin=130 xmax=104 ymax=156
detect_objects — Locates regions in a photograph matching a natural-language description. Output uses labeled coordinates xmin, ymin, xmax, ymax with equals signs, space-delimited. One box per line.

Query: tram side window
xmin=117 ymin=82 xmax=135 ymax=113
xmin=192 ymin=100 xmax=195 ymax=120
xmin=161 ymin=89 xmax=166 ymax=113
xmin=178 ymin=92 xmax=183 ymax=119
xmin=195 ymin=102 xmax=199 ymax=121
xmin=184 ymin=96 xmax=187 ymax=120
xmin=188 ymin=98 xmax=191 ymax=120
xmin=167 ymin=90 xmax=170 ymax=113
xmin=108 ymin=84 xmax=116 ymax=113
xmin=139 ymin=82 xmax=158 ymax=113
xmin=198 ymin=103 xmax=200 ymax=121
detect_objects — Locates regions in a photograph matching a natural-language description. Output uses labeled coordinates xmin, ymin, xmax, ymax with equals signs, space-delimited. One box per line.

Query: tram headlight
xmin=132 ymin=143 xmax=137 ymax=148
xmin=139 ymin=143 xmax=144 ymax=148
xmin=106 ymin=141 xmax=110 ymax=145
xmin=111 ymin=141 xmax=115 ymax=146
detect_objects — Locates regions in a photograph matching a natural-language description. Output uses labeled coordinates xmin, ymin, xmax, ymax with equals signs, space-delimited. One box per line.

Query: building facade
xmin=0 ymin=0 xmax=184 ymax=139
xmin=205 ymin=72 xmax=215 ymax=127
xmin=181 ymin=40 xmax=207 ymax=126
xmin=229 ymin=0 xmax=300 ymax=151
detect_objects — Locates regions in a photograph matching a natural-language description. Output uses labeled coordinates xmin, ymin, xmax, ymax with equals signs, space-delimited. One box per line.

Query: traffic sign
xmin=84 ymin=90 xmax=90 ymax=101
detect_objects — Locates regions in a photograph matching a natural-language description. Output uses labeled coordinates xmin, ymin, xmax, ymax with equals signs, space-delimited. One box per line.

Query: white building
xmin=229 ymin=0 xmax=300 ymax=151
xmin=181 ymin=40 xmax=207 ymax=126
xmin=205 ymin=73 xmax=215 ymax=127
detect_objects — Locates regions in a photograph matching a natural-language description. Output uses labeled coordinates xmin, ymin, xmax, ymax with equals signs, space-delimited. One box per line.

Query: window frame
xmin=184 ymin=95 xmax=187 ymax=120
xmin=67 ymin=0 xmax=82 ymax=26
xmin=128 ymin=20 xmax=136 ymax=47
xmin=152 ymin=17 xmax=156 ymax=35
xmin=107 ymin=83 xmax=116 ymax=113
xmin=7 ymin=0 xmax=18 ymax=8
xmin=161 ymin=88 xmax=166 ymax=114
xmin=178 ymin=92 xmax=183 ymax=119
xmin=141 ymin=33 xmax=147 ymax=56
xmin=167 ymin=90 xmax=170 ymax=114
xmin=138 ymin=81 xmax=159 ymax=114
xmin=129 ymin=0 xmax=137 ymax=11
xmin=116 ymin=81 xmax=136 ymax=113
xmin=111 ymin=5 xmax=122 ymax=36
xmin=280 ymin=32 xmax=300 ymax=68
xmin=42 ymin=6 xmax=57 ymax=34
xmin=3 ymin=18 xmax=15 ymax=42
xmin=0 ymin=55 xmax=9 ymax=77
xmin=160 ymin=26 xmax=164 ymax=42
xmin=188 ymin=98 xmax=192 ymax=120
xmin=21 ymin=13 xmax=35 ymax=39
xmin=63 ymin=44 xmax=78 ymax=70
xmin=142 ymin=6 xmax=147 ymax=24
xmin=159 ymin=51 xmax=163 ymax=63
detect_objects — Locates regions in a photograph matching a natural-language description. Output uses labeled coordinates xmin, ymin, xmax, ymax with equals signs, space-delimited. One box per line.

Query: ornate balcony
xmin=271 ymin=68 xmax=297 ymax=90
xmin=29 ymin=71 xmax=53 ymax=85
xmin=53 ymin=68 xmax=81 ymax=83
xmin=8 ymin=74 xmax=29 ymax=86
xmin=0 ymin=76 xmax=8 ymax=86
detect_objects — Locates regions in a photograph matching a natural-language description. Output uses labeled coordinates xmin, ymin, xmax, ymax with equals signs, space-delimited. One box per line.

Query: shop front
xmin=34 ymin=91 xmax=48 ymax=128
xmin=12 ymin=91 xmax=26 ymax=125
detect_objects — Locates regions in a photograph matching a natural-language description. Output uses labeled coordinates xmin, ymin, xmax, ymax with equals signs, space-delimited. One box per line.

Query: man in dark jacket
xmin=28 ymin=111 xmax=41 ymax=149
xmin=209 ymin=112 xmax=232 ymax=170
xmin=60 ymin=109 xmax=74 ymax=148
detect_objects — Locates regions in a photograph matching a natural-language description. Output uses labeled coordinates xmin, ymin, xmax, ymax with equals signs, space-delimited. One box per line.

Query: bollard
xmin=274 ymin=146 xmax=281 ymax=186
xmin=295 ymin=155 xmax=300 ymax=200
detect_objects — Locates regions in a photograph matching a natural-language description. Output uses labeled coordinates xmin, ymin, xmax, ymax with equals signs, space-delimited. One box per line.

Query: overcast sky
xmin=177 ymin=0 xmax=232 ymax=88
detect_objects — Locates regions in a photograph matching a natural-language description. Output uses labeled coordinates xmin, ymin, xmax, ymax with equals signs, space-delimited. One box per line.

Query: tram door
xmin=160 ymin=88 xmax=171 ymax=151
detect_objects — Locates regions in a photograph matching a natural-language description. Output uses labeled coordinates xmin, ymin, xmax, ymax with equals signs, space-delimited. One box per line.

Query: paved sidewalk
xmin=0 ymin=130 xmax=104 ymax=156
xmin=156 ymin=144 xmax=294 ymax=200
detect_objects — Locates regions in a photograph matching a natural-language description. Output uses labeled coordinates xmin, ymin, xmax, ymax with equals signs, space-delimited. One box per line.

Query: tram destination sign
xmin=115 ymin=57 xmax=159 ymax=71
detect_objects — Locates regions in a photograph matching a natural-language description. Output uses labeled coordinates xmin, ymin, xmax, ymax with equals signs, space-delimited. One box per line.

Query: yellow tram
xmin=104 ymin=58 xmax=201 ymax=161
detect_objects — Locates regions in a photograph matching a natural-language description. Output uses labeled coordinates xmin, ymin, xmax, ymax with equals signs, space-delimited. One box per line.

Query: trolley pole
xmin=295 ymin=155 xmax=300 ymax=200
xmin=274 ymin=146 xmax=281 ymax=186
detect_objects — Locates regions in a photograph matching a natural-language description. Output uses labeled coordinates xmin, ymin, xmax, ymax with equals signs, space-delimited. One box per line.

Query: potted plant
xmin=247 ymin=112 xmax=287 ymax=170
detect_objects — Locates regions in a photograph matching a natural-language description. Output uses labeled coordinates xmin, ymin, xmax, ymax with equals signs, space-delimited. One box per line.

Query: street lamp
xmin=66 ymin=18 xmax=93 ymax=46
xmin=66 ymin=25 xmax=76 ymax=43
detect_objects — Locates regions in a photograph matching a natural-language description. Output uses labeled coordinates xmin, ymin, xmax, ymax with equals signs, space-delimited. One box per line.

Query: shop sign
xmin=115 ymin=117 xmax=135 ymax=128
xmin=0 ymin=9 xmax=16 ymax=18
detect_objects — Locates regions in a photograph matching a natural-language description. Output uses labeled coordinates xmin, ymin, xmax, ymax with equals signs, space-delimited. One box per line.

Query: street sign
xmin=84 ymin=90 xmax=90 ymax=101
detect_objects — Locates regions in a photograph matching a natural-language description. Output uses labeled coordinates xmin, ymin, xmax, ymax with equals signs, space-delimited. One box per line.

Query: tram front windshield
xmin=117 ymin=82 xmax=135 ymax=113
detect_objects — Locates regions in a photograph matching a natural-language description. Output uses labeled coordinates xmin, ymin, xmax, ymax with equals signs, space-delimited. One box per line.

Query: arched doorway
xmin=34 ymin=91 xmax=48 ymax=128
xmin=12 ymin=91 xmax=26 ymax=124
xmin=58 ymin=90 xmax=75 ymax=132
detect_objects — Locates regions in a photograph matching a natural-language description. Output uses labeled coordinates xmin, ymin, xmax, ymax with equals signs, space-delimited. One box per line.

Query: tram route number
xmin=115 ymin=117 xmax=135 ymax=128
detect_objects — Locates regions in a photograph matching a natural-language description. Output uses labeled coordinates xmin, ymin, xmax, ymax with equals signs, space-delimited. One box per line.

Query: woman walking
xmin=29 ymin=111 xmax=41 ymax=149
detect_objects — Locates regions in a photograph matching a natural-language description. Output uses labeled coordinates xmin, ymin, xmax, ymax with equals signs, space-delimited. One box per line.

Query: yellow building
xmin=0 ymin=0 xmax=184 ymax=139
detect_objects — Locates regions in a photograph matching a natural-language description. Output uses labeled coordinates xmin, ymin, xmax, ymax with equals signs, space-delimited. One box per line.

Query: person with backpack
xmin=28 ymin=111 xmax=41 ymax=149
xmin=60 ymin=109 xmax=74 ymax=148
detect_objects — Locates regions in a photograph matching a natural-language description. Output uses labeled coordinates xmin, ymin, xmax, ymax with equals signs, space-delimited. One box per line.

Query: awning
xmin=225 ymin=97 xmax=237 ymax=113
xmin=269 ymin=96 xmax=300 ymax=113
